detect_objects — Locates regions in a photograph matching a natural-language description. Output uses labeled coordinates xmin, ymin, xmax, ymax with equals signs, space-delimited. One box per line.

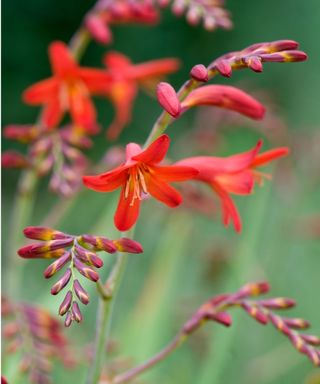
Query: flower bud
xmin=238 ymin=281 xmax=270 ymax=298
xmin=259 ymin=297 xmax=296 ymax=309
xmin=44 ymin=251 xmax=71 ymax=278
xmin=85 ymin=14 xmax=112 ymax=45
xmin=245 ymin=56 xmax=263 ymax=72
xmin=24 ymin=226 xmax=72 ymax=241
xmin=301 ymin=334 xmax=320 ymax=346
xmin=210 ymin=312 xmax=232 ymax=327
xmin=18 ymin=239 xmax=74 ymax=259
xmin=73 ymin=280 xmax=90 ymax=305
xmin=73 ymin=259 xmax=99 ymax=282
xmin=50 ymin=268 xmax=72 ymax=295
xmin=113 ymin=238 xmax=143 ymax=254
xmin=4 ymin=124 xmax=38 ymax=143
xmin=241 ymin=302 xmax=269 ymax=324
xmin=59 ymin=291 xmax=72 ymax=316
xmin=71 ymin=302 xmax=82 ymax=323
xmin=64 ymin=312 xmax=72 ymax=327
xmin=2 ymin=151 xmax=29 ymax=169
xmin=74 ymin=243 xmax=103 ymax=268
xmin=190 ymin=64 xmax=209 ymax=82
xmin=283 ymin=317 xmax=310 ymax=330
xmin=156 ymin=82 xmax=181 ymax=117
xmin=80 ymin=234 xmax=117 ymax=253
xmin=214 ymin=60 xmax=232 ymax=77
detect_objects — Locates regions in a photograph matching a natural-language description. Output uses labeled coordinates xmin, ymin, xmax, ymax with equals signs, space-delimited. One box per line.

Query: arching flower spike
xmin=177 ymin=141 xmax=289 ymax=232
xmin=83 ymin=134 xmax=198 ymax=231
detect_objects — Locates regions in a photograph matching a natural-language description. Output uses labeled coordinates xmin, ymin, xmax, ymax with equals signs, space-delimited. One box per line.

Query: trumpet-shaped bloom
xmin=83 ymin=134 xmax=198 ymax=231
xmin=177 ymin=141 xmax=289 ymax=232
xmin=102 ymin=52 xmax=180 ymax=139
xmin=23 ymin=41 xmax=111 ymax=130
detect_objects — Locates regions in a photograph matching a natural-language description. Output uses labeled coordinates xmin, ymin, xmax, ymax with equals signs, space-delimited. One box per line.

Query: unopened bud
xmin=156 ymin=82 xmax=181 ymax=117
xmin=50 ymin=268 xmax=72 ymax=295
xmin=214 ymin=60 xmax=232 ymax=77
xmin=85 ymin=14 xmax=112 ymax=45
xmin=44 ymin=251 xmax=71 ymax=278
xmin=59 ymin=291 xmax=72 ymax=316
xmin=64 ymin=312 xmax=72 ymax=327
xmin=245 ymin=56 xmax=263 ymax=72
xmin=210 ymin=312 xmax=232 ymax=327
xmin=73 ymin=280 xmax=90 ymax=305
xmin=74 ymin=243 xmax=103 ymax=268
xmin=242 ymin=302 xmax=269 ymax=324
xmin=73 ymin=258 xmax=99 ymax=282
xmin=71 ymin=302 xmax=82 ymax=323
xmin=2 ymin=151 xmax=29 ymax=169
xmin=301 ymin=334 xmax=320 ymax=346
xmin=190 ymin=64 xmax=209 ymax=82
xmin=113 ymin=238 xmax=143 ymax=254
xmin=259 ymin=297 xmax=296 ymax=309
xmin=283 ymin=317 xmax=310 ymax=330
xmin=23 ymin=226 xmax=71 ymax=241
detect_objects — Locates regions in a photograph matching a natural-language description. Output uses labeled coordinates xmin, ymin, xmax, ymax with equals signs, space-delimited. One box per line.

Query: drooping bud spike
xmin=71 ymin=302 xmax=82 ymax=323
xmin=73 ymin=259 xmax=99 ymax=282
xmin=64 ymin=312 xmax=72 ymax=327
xmin=43 ymin=251 xmax=71 ymax=278
xmin=74 ymin=243 xmax=103 ymax=268
xmin=156 ymin=82 xmax=181 ymax=117
xmin=73 ymin=280 xmax=90 ymax=305
xmin=190 ymin=64 xmax=209 ymax=82
xmin=113 ymin=238 xmax=143 ymax=254
xmin=59 ymin=291 xmax=72 ymax=316
xmin=50 ymin=268 xmax=72 ymax=295
xmin=23 ymin=226 xmax=72 ymax=241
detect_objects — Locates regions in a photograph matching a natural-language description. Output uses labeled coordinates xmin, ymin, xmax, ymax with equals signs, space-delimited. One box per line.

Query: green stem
xmin=87 ymin=249 xmax=130 ymax=384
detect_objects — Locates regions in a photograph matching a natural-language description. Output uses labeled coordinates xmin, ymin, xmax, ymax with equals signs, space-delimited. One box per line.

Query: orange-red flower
xmin=177 ymin=141 xmax=289 ymax=232
xmin=102 ymin=52 xmax=180 ymax=139
xmin=83 ymin=134 xmax=198 ymax=231
xmin=23 ymin=41 xmax=111 ymax=130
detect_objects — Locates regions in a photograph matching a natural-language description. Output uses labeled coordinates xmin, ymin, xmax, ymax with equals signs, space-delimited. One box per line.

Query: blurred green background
xmin=2 ymin=0 xmax=320 ymax=383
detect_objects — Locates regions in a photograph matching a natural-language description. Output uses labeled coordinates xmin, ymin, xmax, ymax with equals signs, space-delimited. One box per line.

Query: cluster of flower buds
xmin=2 ymin=124 xmax=97 ymax=196
xmin=2 ymin=297 xmax=72 ymax=384
xmin=18 ymin=226 xmax=143 ymax=326
xmin=182 ymin=281 xmax=320 ymax=366
xmin=156 ymin=40 xmax=307 ymax=121
xmin=160 ymin=0 xmax=232 ymax=31
xmin=85 ymin=0 xmax=159 ymax=45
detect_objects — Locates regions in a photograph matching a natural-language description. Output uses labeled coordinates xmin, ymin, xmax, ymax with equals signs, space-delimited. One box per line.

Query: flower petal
xmin=151 ymin=165 xmax=198 ymax=181
xmin=69 ymin=86 xmax=96 ymax=129
xmin=125 ymin=58 xmax=180 ymax=81
xmin=147 ymin=176 xmax=182 ymax=207
xmin=103 ymin=51 xmax=132 ymax=69
xmin=49 ymin=41 xmax=77 ymax=77
xmin=252 ymin=147 xmax=289 ymax=168
xmin=213 ymin=184 xmax=242 ymax=232
xmin=114 ymin=187 xmax=141 ymax=231
xmin=23 ymin=78 xmax=59 ymax=105
xmin=83 ymin=169 xmax=127 ymax=192
xmin=132 ymin=134 xmax=170 ymax=164
xmin=41 ymin=98 xmax=64 ymax=128
xmin=214 ymin=170 xmax=254 ymax=195
xmin=79 ymin=68 xmax=112 ymax=94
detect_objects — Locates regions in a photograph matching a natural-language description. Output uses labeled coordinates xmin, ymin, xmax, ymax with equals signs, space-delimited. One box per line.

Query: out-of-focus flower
xmin=83 ymin=134 xmax=198 ymax=231
xmin=102 ymin=52 xmax=180 ymax=139
xmin=181 ymin=281 xmax=320 ymax=366
xmin=177 ymin=141 xmax=289 ymax=232
xmin=23 ymin=41 xmax=111 ymax=131
xmin=2 ymin=151 xmax=30 ymax=169
xmin=209 ymin=40 xmax=307 ymax=78
xmin=85 ymin=0 xmax=159 ymax=45
xmin=2 ymin=297 xmax=73 ymax=384
xmin=18 ymin=226 xmax=143 ymax=326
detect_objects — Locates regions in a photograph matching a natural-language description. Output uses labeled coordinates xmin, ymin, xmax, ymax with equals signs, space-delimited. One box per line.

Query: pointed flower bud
xmin=43 ymin=251 xmax=71 ymax=278
xmin=210 ymin=312 xmax=232 ymax=327
xmin=181 ymin=85 xmax=265 ymax=120
xmin=80 ymin=234 xmax=117 ymax=253
xmin=73 ymin=259 xmax=99 ymax=282
xmin=190 ymin=64 xmax=209 ymax=82
xmin=259 ymin=297 xmax=296 ymax=309
xmin=300 ymin=334 xmax=320 ymax=346
xmin=71 ymin=302 xmax=82 ymax=323
xmin=73 ymin=280 xmax=89 ymax=305
xmin=245 ymin=56 xmax=263 ymax=72
xmin=50 ymin=268 xmax=72 ymax=295
xmin=74 ymin=243 xmax=103 ymax=268
xmin=283 ymin=318 xmax=310 ymax=330
xmin=238 ymin=281 xmax=270 ymax=298
xmin=2 ymin=151 xmax=29 ymax=169
xmin=18 ymin=239 xmax=74 ymax=259
xmin=59 ymin=291 xmax=72 ymax=316
xmin=23 ymin=226 xmax=72 ymax=241
xmin=64 ymin=312 xmax=72 ymax=328
xmin=241 ymin=302 xmax=269 ymax=324
xmin=85 ymin=14 xmax=112 ymax=45
xmin=113 ymin=238 xmax=143 ymax=254
xmin=214 ymin=60 xmax=232 ymax=77
xmin=156 ymin=82 xmax=181 ymax=117
xmin=4 ymin=124 xmax=39 ymax=143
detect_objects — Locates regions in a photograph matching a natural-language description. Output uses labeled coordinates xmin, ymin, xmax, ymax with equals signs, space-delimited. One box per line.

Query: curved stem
xmin=111 ymin=333 xmax=186 ymax=384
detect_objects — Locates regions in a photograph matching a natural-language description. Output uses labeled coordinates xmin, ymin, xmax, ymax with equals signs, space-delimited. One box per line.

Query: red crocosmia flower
xmin=177 ymin=141 xmax=289 ymax=232
xmin=23 ymin=41 xmax=111 ymax=131
xmin=180 ymin=85 xmax=266 ymax=120
xmin=102 ymin=52 xmax=180 ymax=139
xmin=83 ymin=134 xmax=198 ymax=231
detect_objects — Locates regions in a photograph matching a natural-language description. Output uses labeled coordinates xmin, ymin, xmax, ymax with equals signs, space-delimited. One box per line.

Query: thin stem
xmin=111 ymin=333 xmax=186 ymax=384
xmin=87 ymin=251 xmax=130 ymax=384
